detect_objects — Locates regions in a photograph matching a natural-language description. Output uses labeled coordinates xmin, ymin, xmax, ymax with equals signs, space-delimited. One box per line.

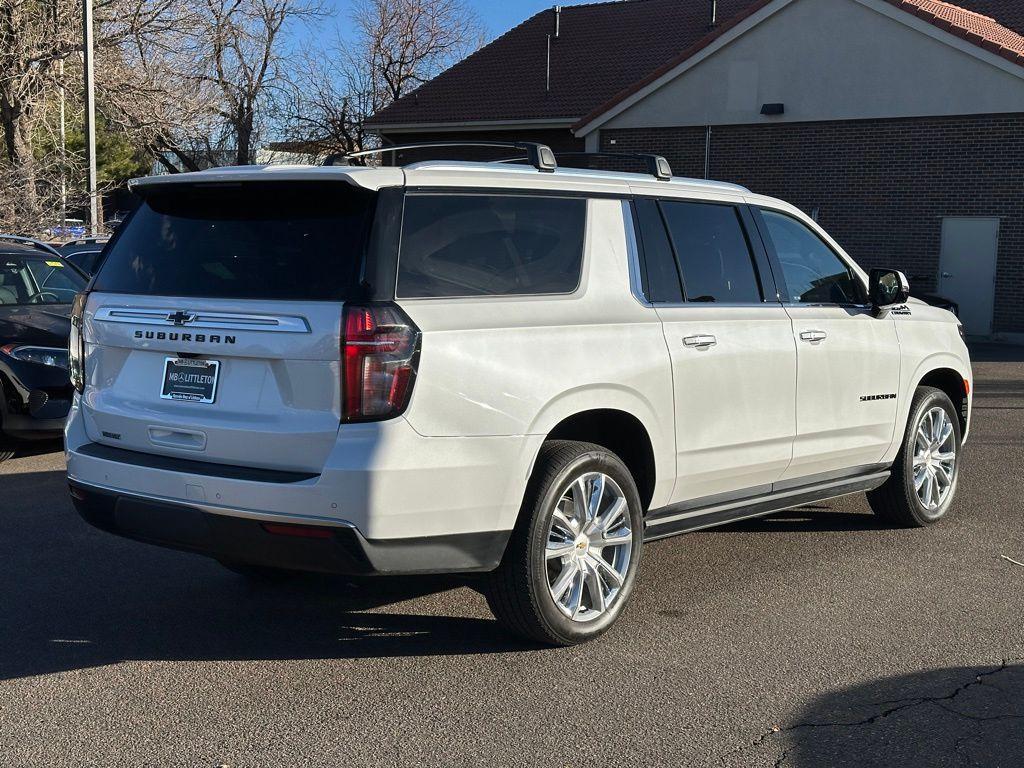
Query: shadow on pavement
xmin=0 ymin=470 xmax=531 ymax=682
xmin=768 ymin=663 xmax=1024 ymax=767
xmin=3 ymin=437 xmax=63 ymax=460
xmin=712 ymin=506 xmax=880 ymax=534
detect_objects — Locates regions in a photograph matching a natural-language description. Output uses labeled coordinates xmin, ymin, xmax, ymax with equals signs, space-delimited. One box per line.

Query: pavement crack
xmin=934 ymin=702 xmax=1024 ymax=723
xmin=719 ymin=660 xmax=1013 ymax=766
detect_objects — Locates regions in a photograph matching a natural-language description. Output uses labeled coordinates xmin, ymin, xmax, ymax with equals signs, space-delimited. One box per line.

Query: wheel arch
xmin=543 ymin=408 xmax=659 ymax=512
xmin=910 ymin=358 xmax=970 ymax=434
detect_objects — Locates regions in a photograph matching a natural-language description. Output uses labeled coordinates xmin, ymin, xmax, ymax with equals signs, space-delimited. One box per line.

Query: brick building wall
xmin=601 ymin=114 xmax=1024 ymax=335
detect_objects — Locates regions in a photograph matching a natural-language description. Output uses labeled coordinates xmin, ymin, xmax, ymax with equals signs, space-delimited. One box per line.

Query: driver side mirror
xmin=869 ymin=268 xmax=910 ymax=312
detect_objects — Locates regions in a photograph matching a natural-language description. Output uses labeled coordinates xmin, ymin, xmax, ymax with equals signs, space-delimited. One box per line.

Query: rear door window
xmin=397 ymin=194 xmax=586 ymax=298
xmin=92 ymin=182 xmax=376 ymax=301
xmin=660 ymin=201 xmax=763 ymax=304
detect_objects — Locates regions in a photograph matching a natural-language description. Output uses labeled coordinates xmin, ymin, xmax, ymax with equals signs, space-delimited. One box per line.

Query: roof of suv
xmin=129 ymin=162 xmax=752 ymax=198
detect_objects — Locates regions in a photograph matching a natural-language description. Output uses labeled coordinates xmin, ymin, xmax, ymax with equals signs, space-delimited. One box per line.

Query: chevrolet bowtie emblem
xmin=167 ymin=311 xmax=197 ymax=326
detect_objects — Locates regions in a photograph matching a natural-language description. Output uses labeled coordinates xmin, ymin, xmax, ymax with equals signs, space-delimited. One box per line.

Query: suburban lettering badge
xmin=134 ymin=330 xmax=236 ymax=344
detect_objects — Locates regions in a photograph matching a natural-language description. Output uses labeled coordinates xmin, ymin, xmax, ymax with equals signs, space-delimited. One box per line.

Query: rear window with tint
xmin=93 ymin=182 xmax=376 ymax=300
xmin=397 ymin=194 xmax=586 ymax=298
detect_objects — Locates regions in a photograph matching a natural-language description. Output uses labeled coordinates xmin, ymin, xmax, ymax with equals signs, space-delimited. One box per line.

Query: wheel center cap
xmin=574 ymin=535 xmax=589 ymax=554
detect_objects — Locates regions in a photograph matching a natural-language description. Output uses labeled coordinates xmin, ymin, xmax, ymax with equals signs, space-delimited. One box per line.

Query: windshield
xmin=0 ymin=254 xmax=87 ymax=305
xmin=92 ymin=182 xmax=377 ymax=301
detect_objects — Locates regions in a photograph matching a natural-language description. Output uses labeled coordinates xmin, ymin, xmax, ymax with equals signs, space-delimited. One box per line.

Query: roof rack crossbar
xmin=552 ymin=151 xmax=674 ymax=181
xmin=324 ymin=141 xmax=559 ymax=173
xmin=0 ymin=234 xmax=62 ymax=258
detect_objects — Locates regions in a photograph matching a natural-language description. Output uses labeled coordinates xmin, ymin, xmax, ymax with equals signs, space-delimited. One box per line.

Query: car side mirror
xmin=869 ymin=268 xmax=910 ymax=313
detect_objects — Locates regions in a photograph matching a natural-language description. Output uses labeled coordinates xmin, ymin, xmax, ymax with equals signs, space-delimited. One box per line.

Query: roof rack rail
xmin=550 ymin=152 xmax=674 ymax=181
xmin=324 ymin=141 xmax=559 ymax=173
xmin=0 ymin=234 xmax=62 ymax=258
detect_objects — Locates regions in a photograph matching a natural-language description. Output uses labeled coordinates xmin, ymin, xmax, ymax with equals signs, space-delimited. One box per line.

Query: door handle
xmin=799 ymin=330 xmax=827 ymax=343
xmin=683 ymin=334 xmax=717 ymax=348
xmin=941 ymin=272 xmax=954 ymax=278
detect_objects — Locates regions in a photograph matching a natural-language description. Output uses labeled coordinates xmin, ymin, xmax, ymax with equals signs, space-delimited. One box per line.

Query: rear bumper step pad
xmin=70 ymin=481 xmax=510 ymax=576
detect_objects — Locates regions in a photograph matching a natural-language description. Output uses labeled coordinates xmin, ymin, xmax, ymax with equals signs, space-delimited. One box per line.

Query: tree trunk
xmin=235 ymin=109 xmax=254 ymax=166
xmin=0 ymin=97 xmax=40 ymax=225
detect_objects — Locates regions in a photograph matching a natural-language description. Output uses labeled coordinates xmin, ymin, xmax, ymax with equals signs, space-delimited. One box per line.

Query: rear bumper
xmin=1 ymin=412 xmax=67 ymax=440
xmin=0 ymin=376 xmax=70 ymax=440
xmin=67 ymin=397 xmax=540 ymax=542
xmin=70 ymin=480 xmax=510 ymax=575
xmin=65 ymin=394 xmax=534 ymax=574
xmin=0 ymin=362 xmax=73 ymax=439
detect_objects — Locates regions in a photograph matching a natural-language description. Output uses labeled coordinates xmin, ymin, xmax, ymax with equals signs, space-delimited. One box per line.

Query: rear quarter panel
xmin=396 ymin=198 xmax=676 ymax=509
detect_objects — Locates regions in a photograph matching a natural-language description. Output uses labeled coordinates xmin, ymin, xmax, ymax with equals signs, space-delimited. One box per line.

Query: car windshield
xmin=0 ymin=254 xmax=87 ymax=305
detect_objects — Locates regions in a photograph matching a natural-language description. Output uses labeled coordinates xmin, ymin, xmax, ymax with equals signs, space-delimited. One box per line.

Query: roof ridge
xmin=556 ymin=0 xmax=671 ymax=11
xmin=575 ymin=0 xmax=1024 ymax=132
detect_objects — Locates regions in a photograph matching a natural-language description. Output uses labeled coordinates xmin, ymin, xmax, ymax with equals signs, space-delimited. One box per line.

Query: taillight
xmin=342 ymin=303 xmax=420 ymax=422
xmin=69 ymin=292 xmax=87 ymax=393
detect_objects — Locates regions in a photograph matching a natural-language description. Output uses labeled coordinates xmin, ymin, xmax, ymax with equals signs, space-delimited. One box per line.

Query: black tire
xmin=867 ymin=386 xmax=962 ymax=527
xmin=0 ymin=432 xmax=15 ymax=463
xmin=217 ymin=559 xmax=299 ymax=582
xmin=485 ymin=440 xmax=644 ymax=646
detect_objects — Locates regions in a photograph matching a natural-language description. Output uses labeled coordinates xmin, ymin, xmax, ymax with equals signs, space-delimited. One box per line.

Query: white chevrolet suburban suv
xmin=66 ymin=145 xmax=972 ymax=646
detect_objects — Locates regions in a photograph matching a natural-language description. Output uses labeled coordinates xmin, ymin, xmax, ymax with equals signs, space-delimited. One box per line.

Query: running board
xmin=643 ymin=470 xmax=891 ymax=541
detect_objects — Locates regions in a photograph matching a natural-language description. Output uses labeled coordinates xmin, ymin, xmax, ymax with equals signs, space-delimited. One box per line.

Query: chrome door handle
xmin=941 ymin=272 xmax=954 ymax=278
xmin=799 ymin=330 xmax=827 ymax=343
xmin=683 ymin=334 xmax=717 ymax=348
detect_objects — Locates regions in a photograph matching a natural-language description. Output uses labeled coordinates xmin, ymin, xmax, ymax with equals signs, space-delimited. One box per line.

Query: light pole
xmin=59 ymin=57 xmax=67 ymax=231
xmin=82 ymin=0 xmax=98 ymax=235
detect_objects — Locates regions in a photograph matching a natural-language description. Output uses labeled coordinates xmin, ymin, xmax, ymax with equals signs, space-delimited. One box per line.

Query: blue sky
xmin=320 ymin=0 xmax=595 ymax=44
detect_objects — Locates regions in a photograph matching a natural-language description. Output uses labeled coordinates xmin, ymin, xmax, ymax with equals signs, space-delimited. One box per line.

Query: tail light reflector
xmin=342 ymin=303 xmax=420 ymax=422
xmin=69 ymin=292 xmax=87 ymax=393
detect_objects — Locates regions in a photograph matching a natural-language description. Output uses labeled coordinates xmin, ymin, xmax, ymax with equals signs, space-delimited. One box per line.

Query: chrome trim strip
xmin=93 ymin=307 xmax=311 ymax=333
xmin=621 ymin=199 xmax=652 ymax=308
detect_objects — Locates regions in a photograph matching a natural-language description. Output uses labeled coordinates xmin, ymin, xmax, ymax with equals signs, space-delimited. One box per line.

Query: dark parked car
xmin=909 ymin=277 xmax=959 ymax=316
xmin=59 ymin=237 xmax=110 ymax=275
xmin=0 ymin=239 xmax=87 ymax=461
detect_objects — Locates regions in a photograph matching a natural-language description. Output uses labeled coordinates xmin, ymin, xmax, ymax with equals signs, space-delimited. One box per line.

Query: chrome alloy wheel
xmin=913 ymin=406 xmax=957 ymax=512
xmin=545 ymin=472 xmax=634 ymax=622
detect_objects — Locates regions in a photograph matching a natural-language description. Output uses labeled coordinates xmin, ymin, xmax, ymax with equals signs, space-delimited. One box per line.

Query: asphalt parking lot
xmin=1 ymin=345 xmax=1022 ymax=767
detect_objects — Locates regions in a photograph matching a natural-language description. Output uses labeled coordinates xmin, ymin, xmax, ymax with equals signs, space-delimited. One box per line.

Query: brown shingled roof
xmin=368 ymin=0 xmax=761 ymax=126
xmin=369 ymin=0 xmax=1024 ymax=129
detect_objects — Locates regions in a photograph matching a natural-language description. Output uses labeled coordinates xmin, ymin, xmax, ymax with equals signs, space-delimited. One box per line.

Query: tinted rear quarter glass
xmin=397 ymin=194 xmax=586 ymax=298
xmin=660 ymin=201 xmax=762 ymax=303
xmin=634 ymin=198 xmax=683 ymax=303
xmin=93 ymin=182 xmax=376 ymax=300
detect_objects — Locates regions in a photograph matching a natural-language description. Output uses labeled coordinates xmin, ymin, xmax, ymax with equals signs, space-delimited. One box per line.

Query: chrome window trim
xmin=93 ymin=307 xmax=311 ymax=333
xmin=621 ymin=199 xmax=653 ymax=308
